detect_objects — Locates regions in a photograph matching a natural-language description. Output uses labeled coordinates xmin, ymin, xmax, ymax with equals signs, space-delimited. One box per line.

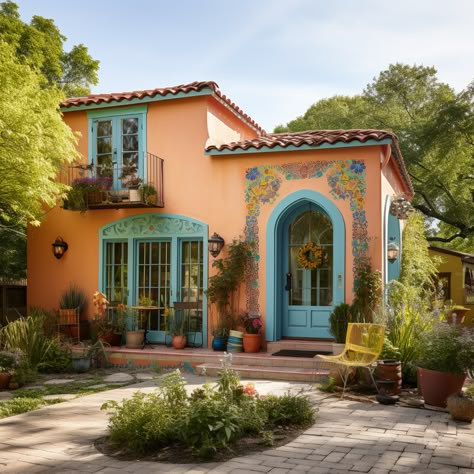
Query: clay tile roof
xmin=206 ymin=129 xmax=413 ymax=195
xmin=61 ymin=81 xmax=265 ymax=134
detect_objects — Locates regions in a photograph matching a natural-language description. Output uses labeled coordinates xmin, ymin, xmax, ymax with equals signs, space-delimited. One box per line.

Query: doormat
xmin=271 ymin=349 xmax=332 ymax=358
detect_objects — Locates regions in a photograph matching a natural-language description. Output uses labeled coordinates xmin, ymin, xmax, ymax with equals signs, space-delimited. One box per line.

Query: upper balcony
xmin=62 ymin=152 xmax=164 ymax=211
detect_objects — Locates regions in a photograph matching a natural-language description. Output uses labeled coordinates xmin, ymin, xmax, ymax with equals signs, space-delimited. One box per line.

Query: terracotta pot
xmin=447 ymin=393 xmax=474 ymax=423
xmin=125 ymin=330 xmax=145 ymax=348
xmin=172 ymin=335 xmax=187 ymax=349
xmin=417 ymin=367 xmax=466 ymax=408
xmin=376 ymin=359 xmax=402 ymax=395
xmin=0 ymin=372 xmax=12 ymax=389
xmin=243 ymin=333 xmax=261 ymax=353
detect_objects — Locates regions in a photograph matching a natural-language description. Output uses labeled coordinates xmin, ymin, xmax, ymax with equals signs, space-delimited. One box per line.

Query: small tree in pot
xmin=417 ymin=323 xmax=474 ymax=407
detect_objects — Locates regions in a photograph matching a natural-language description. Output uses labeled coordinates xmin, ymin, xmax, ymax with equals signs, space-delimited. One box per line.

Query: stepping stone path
xmin=103 ymin=373 xmax=135 ymax=383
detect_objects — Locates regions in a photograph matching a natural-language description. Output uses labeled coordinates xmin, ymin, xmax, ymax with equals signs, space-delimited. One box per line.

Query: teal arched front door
xmin=266 ymin=191 xmax=345 ymax=341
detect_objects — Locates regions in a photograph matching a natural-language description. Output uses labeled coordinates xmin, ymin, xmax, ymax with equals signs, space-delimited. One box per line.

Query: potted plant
xmin=328 ymin=303 xmax=352 ymax=354
xmin=91 ymin=291 xmax=116 ymax=344
xmin=417 ymin=322 xmax=474 ymax=407
xmin=119 ymin=162 xmax=143 ymax=202
xmin=66 ymin=176 xmax=112 ymax=210
xmin=59 ymin=284 xmax=87 ymax=340
xmin=206 ymin=238 xmax=253 ymax=351
xmin=0 ymin=351 xmax=19 ymax=389
xmin=447 ymin=392 xmax=474 ymax=423
xmin=168 ymin=307 xmax=188 ymax=349
xmin=240 ymin=313 xmax=262 ymax=353
xmin=376 ymin=337 xmax=402 ymax=395
xmin=125 ymin=307 xmax=146 ymax=348
xmin=141 ymin=184 xmax=158 ymax=205
xmin=70 ymin=340 xmax=110 ymax=373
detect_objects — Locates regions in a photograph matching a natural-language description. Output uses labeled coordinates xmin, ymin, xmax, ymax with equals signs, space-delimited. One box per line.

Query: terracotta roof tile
xmin=206 ymin=129 xmax=413 ymax=195
xmin=205 ymin=129 xmax=395 ymax=152
xmin=61 ymin=81 xmax=265 ymax=134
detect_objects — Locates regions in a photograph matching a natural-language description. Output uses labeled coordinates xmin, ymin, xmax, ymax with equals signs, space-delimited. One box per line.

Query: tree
xmin=275 ymin=64 xmax=474 ymax=249
xmin=0 ymin=42 xmax=79 ymax=222
xmin=0 ymin=1 xmax=99 ymax=96
xmin=0 ymin=1 xmax=99 ymax=279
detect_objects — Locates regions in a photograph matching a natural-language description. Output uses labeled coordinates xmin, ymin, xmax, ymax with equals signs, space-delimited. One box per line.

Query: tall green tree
xmin=0 ymin=42 xmax=79 ymax=226
xmin=0 ymin=1 xmax=99 ymax=96
xmin=0 ymin=2 xmax=100 ymax=278
xmin=275 ymin=64 xmax=474 ymax=249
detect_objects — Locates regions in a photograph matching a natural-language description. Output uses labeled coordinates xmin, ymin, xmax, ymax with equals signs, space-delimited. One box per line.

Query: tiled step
xmin=196 ymin=362 xmax=329 ymax=383
xmin=267 ymin=340 xmax=334 ymax=353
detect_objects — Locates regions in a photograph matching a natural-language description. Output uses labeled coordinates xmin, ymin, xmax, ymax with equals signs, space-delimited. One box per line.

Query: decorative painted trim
xmin=101 ymin=214 xmax=206 ymax=238
xmin=86 ymin=105 xmax=148 ymax=119
xmin=61 ymin=89 xmax=213 ymax=113
xmin=244 ymin=160 xmax=369 ymax=316
xmin=206 ymin=139 xmax=392 ymax=156
xmin=98 ymin=213 xmax=209 ymax=347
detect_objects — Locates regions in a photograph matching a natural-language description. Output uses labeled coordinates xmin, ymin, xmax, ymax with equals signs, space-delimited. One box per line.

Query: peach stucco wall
xmin=27 ymin=93 xmax=401 ymax=341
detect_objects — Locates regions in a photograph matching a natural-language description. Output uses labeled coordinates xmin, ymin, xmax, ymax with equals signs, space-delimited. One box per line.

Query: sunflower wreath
xmin=297 ymin=242 xmax=323 ymax=269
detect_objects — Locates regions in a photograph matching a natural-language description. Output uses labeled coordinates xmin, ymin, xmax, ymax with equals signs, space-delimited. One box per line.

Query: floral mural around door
xmin=244 ymin=160 xmax=368 ymax=314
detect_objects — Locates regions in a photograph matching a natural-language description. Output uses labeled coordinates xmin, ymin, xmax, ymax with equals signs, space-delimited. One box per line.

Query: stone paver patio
xmin=0 ymin=373 xmax=472 ymax=473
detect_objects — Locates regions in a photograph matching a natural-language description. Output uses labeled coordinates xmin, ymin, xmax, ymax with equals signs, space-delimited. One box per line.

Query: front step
xmin=196 ymin=362 xmax=329 ymax=383
xmin=267 ymin=340 xmax=334 ymax=353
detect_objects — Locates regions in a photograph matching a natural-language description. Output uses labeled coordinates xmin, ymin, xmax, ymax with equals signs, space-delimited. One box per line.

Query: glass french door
xmin=92 ymin=115 xmax=141 ymax=187
xmin=283 ymin=205 xmax=335 ymax=338
xmin=135 ymin=239 xmax=203 ymax=344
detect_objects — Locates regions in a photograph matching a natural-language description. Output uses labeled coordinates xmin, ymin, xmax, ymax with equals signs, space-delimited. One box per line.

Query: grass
xmin=0 ymin=373 xmax=139 ymax=420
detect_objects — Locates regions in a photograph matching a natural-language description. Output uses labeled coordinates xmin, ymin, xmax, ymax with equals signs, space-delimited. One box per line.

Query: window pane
xmin=122 ymin=118 xmax=138 ymax=135
xmin=105 ymin=241 xmax=128 ymax=305
xmin=97 ymin=120 xmax=112 ymax=136
xmin=122 ymin=135 xmax=138 ymax=152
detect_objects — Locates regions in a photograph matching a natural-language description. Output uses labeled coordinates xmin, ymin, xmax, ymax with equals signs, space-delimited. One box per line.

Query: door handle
xmin=285 ymin=273 xmax=292 ymax=291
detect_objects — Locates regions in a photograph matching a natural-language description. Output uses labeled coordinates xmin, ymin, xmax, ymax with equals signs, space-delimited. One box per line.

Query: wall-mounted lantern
xmin=208 ymin=232 xmax=225 ymax=258
xmin=387 ymin=241 xmax=400 ymax=263
xmin=52 ymin=237 xmax=68 ymax=260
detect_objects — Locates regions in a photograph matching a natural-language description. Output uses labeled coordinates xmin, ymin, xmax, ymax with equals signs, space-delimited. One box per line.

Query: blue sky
xmin=15 ymin=0 xmax=474 ymax=131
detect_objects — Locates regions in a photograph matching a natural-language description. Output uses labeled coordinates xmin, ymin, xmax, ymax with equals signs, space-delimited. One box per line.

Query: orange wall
xmin=28 ymin=94 xmax=398 ymax=327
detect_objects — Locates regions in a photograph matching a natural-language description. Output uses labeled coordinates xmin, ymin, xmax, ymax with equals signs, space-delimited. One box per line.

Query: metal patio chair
xmin=316 ymin=323 xmax=385 ymax=398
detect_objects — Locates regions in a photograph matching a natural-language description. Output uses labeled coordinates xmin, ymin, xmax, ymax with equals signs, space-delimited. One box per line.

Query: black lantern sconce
xmin=387 ymin=239 xmax=399 ymax=263
xmin=208 ymin=232 xmax=225 ymax=258
xmin=52 ymin=237 xmax=68 ymax=260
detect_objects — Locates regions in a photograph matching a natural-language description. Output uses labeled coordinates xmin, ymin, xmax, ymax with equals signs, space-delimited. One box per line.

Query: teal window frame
xmin=87 ymin=106 xmax=147 ymax=188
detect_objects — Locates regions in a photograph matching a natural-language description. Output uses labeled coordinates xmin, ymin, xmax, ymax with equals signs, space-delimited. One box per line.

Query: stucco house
xmin=27 ymin=81 xmax=413 ymax=348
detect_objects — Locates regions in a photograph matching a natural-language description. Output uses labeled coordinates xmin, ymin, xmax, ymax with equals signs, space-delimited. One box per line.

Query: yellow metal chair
xmin=317 ymin=323 xmax=385 ymax=398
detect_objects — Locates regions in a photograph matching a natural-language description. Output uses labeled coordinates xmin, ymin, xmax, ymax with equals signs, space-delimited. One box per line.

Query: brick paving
xmin=0 ymin=374 xmax=473 ymax=473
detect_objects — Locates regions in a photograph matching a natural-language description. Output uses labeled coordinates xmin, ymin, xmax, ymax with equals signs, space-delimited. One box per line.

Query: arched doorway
xmin=266 ymin=191 xmax=345 ymax=341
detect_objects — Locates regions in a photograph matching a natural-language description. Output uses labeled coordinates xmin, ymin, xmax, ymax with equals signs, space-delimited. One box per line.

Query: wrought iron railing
xmin=63 ymin=152 xmax=164 ymax=210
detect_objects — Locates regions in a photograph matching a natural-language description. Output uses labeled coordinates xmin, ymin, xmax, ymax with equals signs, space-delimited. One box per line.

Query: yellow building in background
xmin=429 ymin=246 xmax=474 ymax=326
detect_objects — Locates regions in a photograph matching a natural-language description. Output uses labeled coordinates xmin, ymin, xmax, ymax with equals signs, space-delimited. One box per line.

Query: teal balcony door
xmin=88 ymin=107 xmax=146 ymax=188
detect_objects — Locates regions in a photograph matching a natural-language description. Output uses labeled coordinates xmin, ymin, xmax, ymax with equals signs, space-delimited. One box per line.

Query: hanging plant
xmin=297 ymin=242 xmax=323 ymax=269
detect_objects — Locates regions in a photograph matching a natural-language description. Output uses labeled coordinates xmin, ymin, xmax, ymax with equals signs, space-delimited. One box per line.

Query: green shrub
xmin=329 ymin=303 xmax=352 ymax=343
xmin=258 ymin=391 xmax=315 ymax=427
xmin=37 ymin=339 xmax=72 ymax=373
xmin=180 ymin=397 xmax=241 ymax=458
xmin=102 ymin=392 xmax=177 ymax=454
xmin=0 ymin=313 xmax=54 ymax=369
xmin=101 ymin=369 xmax=316 ymax=459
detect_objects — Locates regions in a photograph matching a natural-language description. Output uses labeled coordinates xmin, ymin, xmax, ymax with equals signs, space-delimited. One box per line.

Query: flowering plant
xmin=72 ymin=177 xmax=112 ymax=190
xmin=240 ymin=313 xmax=262 ymax=334
xmin=93 ymin=291 xmax=109 ymax=317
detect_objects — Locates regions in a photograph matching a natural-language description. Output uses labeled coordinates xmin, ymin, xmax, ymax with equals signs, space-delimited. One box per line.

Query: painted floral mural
xmin=244 ymin=159 xmax=368 ymax=313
